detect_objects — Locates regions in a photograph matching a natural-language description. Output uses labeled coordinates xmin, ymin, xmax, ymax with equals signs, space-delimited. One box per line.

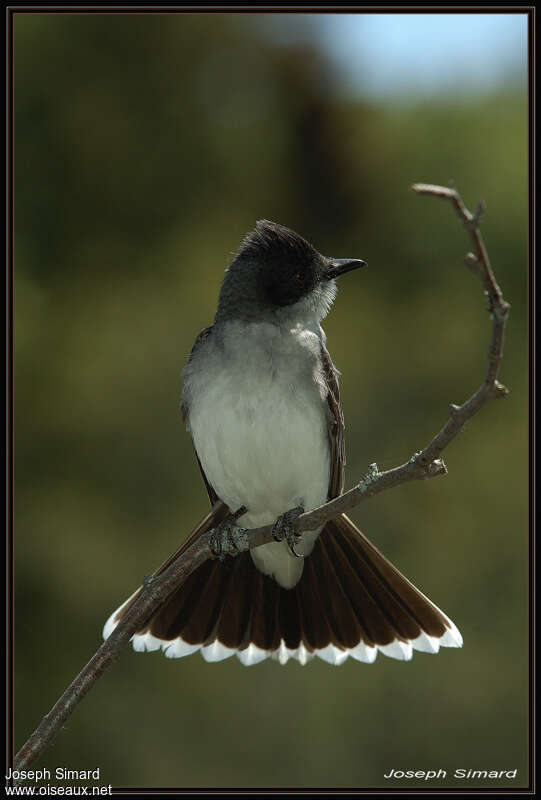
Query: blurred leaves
xmin=14 ymin=13 xmax=527 ymax=790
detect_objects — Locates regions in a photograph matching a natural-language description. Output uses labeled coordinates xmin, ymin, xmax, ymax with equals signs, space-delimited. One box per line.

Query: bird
xmin=103 ymin=220 xmax=463 ymax=666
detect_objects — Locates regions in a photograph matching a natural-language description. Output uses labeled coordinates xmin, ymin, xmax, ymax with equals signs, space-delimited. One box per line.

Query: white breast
xmin=184 ymin=320 xmax=331 ymax=588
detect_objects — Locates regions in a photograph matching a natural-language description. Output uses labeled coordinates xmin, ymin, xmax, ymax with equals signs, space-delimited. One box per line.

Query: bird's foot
xmin=272 ymin=506 xmax=304 ymax=558
xmin=209 ymin=506 xmax=247 ymax=561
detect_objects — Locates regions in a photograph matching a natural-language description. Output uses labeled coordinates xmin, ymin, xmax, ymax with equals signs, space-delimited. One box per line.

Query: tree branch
xmin=13 ymin=183 xmax=510 ymax=775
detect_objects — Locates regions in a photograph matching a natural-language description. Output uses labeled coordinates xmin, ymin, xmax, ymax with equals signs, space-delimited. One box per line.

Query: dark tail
xmin=104 ymin=511 xmax=462 ymax=665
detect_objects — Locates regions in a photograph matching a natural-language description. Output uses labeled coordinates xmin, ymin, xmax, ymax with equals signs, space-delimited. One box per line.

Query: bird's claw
xmin=272 ymin=506 xmax=304 ymax=558
xmin=209 ymin=506 xmax=247 ymax=561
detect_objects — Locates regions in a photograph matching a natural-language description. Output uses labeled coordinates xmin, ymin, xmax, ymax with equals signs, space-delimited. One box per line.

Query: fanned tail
xmin=103 ymin=511 xmax=462 ymax=665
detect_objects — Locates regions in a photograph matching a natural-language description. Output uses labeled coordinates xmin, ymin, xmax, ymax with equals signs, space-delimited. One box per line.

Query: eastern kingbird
xmin=104 ymin=221 xmax=462 ymax=665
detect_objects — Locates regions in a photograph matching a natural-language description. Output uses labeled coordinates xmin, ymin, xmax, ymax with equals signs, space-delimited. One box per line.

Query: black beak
xmin=325 ymin=258 xmax=367 ymax=280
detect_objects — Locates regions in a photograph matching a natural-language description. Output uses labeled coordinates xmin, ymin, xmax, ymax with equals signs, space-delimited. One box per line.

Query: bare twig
xmin=13 ymin=183 xmax=509 ymax=774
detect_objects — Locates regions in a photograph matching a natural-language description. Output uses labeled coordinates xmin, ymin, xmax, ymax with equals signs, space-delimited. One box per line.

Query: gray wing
xmin=320 ymin=342 xmax=346 ymax=500
xmin=181 ymin=325 xmax=221 ymax=507
xmin=180 ymin=325 xmax=214 ymax=423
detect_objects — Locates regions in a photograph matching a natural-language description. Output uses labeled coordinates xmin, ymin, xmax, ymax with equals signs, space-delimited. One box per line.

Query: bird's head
xmin=215 ymin=220 xmax=366 ymax=324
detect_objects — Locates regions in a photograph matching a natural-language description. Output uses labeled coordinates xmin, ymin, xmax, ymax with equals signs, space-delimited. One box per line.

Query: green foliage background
xmin=14 ymin=13 xmax=528 ymax=790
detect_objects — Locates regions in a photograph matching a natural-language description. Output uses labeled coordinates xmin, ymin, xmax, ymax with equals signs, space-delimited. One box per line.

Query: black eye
xmin=295 ymin=271 xmax=304 ymax=284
